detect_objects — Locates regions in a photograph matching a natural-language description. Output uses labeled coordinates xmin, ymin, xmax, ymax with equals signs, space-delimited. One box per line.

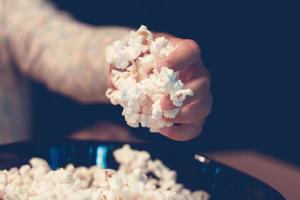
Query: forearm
xmin=1 ymin=0 xmax=130 ymax=103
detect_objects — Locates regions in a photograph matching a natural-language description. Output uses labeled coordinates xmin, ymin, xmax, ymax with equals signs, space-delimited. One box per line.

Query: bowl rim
xmin=0 ymin=138 xmax=285 ymax=199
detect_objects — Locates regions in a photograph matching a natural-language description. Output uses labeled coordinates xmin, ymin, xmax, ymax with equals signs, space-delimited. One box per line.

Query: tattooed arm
xmin=1 ymin=0 xmax=131 ymax=103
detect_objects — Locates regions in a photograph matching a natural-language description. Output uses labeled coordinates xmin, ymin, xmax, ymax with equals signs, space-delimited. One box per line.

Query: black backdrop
xmin=32 ymin=0 xmax=300 ymax=165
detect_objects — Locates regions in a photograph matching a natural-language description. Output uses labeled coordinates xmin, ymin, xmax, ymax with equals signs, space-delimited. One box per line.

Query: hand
xmin=157 ymin=34 xmax=213 ymax=141
xmin=107 ymin=33 xmax=212 ymax=141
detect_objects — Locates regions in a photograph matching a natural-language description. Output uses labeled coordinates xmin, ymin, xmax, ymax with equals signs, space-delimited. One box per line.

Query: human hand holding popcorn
xmin=106 ymin=26 xmax=212 ymax=141
xmin=155 ymin=34 xmax=212 ymax=141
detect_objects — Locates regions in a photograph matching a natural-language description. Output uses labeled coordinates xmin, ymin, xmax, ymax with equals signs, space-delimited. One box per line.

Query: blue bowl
xmin=0 ymin=139 xmax=285 ymax=200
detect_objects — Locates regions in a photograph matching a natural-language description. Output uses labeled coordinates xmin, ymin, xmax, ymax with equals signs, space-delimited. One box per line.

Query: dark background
xmin=32 ymin=1 xmax=300 ymax=165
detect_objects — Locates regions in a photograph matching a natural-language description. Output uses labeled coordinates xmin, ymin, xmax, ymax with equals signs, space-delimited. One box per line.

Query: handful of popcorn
xmin=106 ymin=25 xmax=193 ymax=132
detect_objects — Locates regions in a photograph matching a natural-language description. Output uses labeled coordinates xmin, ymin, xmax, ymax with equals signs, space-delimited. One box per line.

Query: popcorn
xmin=106 ymin=25 xmax=193 ymax=132
xmin=0 ymin=145 xmax=209 ymax=200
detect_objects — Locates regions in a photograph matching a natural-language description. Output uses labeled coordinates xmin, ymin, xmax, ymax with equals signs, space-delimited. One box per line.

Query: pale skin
xmin=1 ymin=0 xmax=212 ymax=143
xmin=108 ymin=34 xmax=213 ymax=141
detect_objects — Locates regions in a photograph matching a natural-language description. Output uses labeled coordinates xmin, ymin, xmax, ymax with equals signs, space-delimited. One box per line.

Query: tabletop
xmin=70 ymin=123 xmax=300 ymax=199
xmin=208 ymin=151 xmax=300 ymax=200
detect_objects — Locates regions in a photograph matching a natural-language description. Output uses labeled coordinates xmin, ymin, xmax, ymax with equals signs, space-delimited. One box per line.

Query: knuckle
xmin=199 ymin=76 xmax=211 ymax=92
xmin=202 ymin=66 xmax=211 ymax=80
xmin=205 ymin=78 xmax=211 ymax=91
xmin=193 ymin=122 xmax=204 ymax=135
xmin=195 ymin=125 xmax=203 ymax=136
xmin=175 ymin=108 xmax=191 ymax=123
xmin=204 ymin=94 xmax=213 ymax=116
xmin=184 ymin=39 xmax=201 ymax=56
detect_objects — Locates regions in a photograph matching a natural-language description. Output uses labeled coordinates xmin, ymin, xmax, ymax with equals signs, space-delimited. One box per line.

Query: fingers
xmin=158 ymin=39 xmax=202 ymax=71
xmin=160 ymin=94 xmax=177 ymax=110
xmin=107 ymin=76 xmax=114 ymax=88
xmin=159 ymin=120 xmax=205 ymax=141
xmin=183 ymin=74 xmax=210 ymax=104
xmin=179 ymin=64 xmax=210 ymax=84
xmin=168 ymin=93 xmax=213 ymax=124
xmin=160 ymin=72 xmax=211 ymax=113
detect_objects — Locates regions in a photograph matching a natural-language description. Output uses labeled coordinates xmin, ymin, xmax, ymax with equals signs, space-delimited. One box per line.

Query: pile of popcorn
xmin=0 ymin=145 xmax=209 ymax=200
xmin=106 ymin=25 xmax=193 ymax=132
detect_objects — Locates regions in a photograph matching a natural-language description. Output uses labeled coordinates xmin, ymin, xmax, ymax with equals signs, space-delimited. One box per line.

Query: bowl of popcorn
xmin=0 ymin=140 xmax=284 ymax=200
